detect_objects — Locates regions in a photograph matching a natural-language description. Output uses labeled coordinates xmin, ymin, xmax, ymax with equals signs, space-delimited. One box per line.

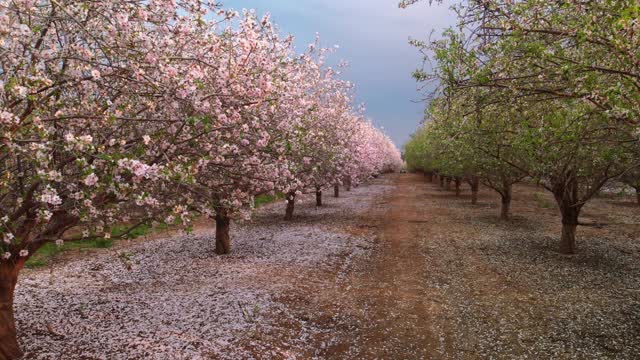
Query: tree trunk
xmin=551 ymin=174 xmax=582 ymax=254
xmin=0 ymin=263 xmax=22 ymax=360
xmin=636 ymin=188 xmax=640 ymax=206
xmin=445 ymin=177 xmax=452 ymax=191
xmin=454 ymin=177 xmax=461 ymax=197
xmin=427 ymin=172 xmax=433 ymax=182
xmin=285 ymin=192 xmax=296 ymax=220
xmin=315 ymin=187 xmax=322 ymax=207
xmin=215 ymin=211 xmax=231 ymax=255
xmin=560 ymin=218 xmax=578 ymax=255
xmin=558 ymin=203 xmax=580 ymax=254
xmin=500 ymin=196 xmax=511 ymax=220
xmin=439 ymin=176 xmax=444 ymax=187
xmin=345 ymin=178 xmax=352 ymax=191
xmin=470 ymin=176 xmax=480 ymax=204
xmin=500 ymin=181 xmax=512 ymax=220
xmin=334 ymin=184 xmax=340 ymax=198
xmin=556 ymin=197 xmax=580 ymax=254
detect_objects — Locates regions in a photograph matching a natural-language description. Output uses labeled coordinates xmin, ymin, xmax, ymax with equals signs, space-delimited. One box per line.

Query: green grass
xmin=26 ymin=223 xmax=159 ymax=269
xmin=254 ymin=193 xmax=284 ymax=208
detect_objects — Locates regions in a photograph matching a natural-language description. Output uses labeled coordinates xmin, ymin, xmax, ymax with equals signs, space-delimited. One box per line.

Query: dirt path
xmin=281 ymin=173 xmax=640 ymax=359
xmin=267 ymin=174 xmax=454 ymax=359
xmin=333 ymin=173 xmax=451 ymax=358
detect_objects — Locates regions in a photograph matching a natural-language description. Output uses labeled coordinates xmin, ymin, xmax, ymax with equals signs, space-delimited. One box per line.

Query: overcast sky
xmin=224 ymin=0 xmax=457 ymax=147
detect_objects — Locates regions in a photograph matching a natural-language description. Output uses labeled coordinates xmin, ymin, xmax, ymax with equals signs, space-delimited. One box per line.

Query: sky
xmin=223 ymin=0 xmax=457 ymax=147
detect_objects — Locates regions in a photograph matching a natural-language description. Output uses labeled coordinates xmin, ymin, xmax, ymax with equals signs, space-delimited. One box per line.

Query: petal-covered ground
xmin=16 ymin=174 xmax=640 ymax=359
xmin=16 ymin=180 xmax=394 ymax=359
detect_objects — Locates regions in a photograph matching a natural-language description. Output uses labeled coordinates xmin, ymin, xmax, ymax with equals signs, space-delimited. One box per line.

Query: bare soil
xmin=258 ymin=173 xmax=640 ymax=359
xmin=17 ymin=173 xmax=640 ymax=359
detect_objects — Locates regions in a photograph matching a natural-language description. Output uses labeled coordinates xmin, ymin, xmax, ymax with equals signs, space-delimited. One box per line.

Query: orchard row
xmin=404 ymin=0 xmax=639 ymax=254
xmin=0 ymin=1 xmax=402 ymax=356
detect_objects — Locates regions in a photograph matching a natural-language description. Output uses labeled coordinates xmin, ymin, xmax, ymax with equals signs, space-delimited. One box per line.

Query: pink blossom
xmin=3 ymin=233 xmax=14 ymax=244
xmin=84 ymin=173 xmax=99 ymax=187
xmin=40 ymin=186 xmax=62 ymax=206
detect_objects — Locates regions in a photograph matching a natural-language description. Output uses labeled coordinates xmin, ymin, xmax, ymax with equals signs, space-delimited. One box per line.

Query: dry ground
xmin=16 ymin=173 xmax=640 ymax=359
xmin=261 ymin=174 xmax=640 ymax=359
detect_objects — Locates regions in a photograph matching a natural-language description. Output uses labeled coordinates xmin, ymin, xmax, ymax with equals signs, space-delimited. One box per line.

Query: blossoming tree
xmin=0 ymin=1 xmax=403 ymax=356
xmin=0 ymin=0 xmax=240 ymax=355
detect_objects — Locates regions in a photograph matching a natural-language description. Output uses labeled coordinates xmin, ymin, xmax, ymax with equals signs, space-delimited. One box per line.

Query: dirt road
xmin=278 ymin=173 xmax=640 ymax=359
xmin=326 ymin=173 xmax=452 ymax=358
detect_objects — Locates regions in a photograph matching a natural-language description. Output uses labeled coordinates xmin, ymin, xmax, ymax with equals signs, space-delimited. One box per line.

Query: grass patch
xmin=254 ymin=193 xmax=284 ymax=208
xmin=533 ymin=192 xmax=554 ymax=209
xmin=26 ymin=223 xmax=159 ymax=269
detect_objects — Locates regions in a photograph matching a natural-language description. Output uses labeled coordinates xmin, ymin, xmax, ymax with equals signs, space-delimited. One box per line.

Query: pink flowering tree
xmin=280 ymin=87 xmax=403 ymax=218
xmin=346 ymin=120 xmax=403 ymax=184
xmin=276 ymin=61 xmax=403 ymax=219
xmin=276 ymin=48 xmax=357 ymax=219
xmin=0 ymin=1 xmax=404 ymax=356
xmin=330 ymin=114 xmax=403 ymax=198
xmin=0 ymin=0 xmax=225 ymax=355
xmin=159 ymin=11 xmax=310 ymax=254
xmin=299 ymin=70 xmax=359 ymax=207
